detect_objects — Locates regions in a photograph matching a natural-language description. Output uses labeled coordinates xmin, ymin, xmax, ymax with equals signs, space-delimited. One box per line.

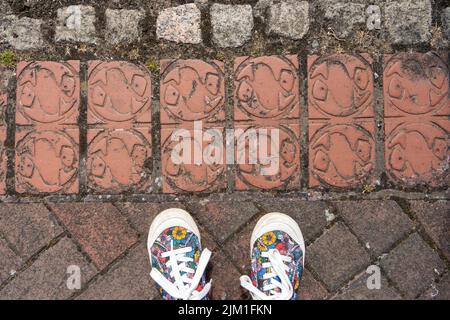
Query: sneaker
xmin=148 ymin=208 xmax=212 ymax=300
xmin=240 ymin=212 xmax=305 ymax=300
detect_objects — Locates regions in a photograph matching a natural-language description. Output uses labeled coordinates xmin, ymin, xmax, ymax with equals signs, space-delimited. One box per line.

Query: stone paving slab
xmin=0 ymin=199 xmax=448 ymax=300
xmin=0 ymin=237 xmax=97 ymax=300
xmin=380 ymin=232 xmax=446 ymax=299
xmin=48 ymin=203 xmax=139 ymax=270
xmin=0 ymin=204 xmax=62 ymax=260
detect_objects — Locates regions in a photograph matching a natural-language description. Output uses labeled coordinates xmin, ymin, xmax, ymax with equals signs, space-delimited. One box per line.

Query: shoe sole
xmin=250 ymin=212 xmax=306 ymax=265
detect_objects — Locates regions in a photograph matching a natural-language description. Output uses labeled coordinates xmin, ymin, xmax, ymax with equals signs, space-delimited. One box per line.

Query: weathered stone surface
xmin=0 ymin=237 xmax=97 ymax=299
xmin=307 ymin=223 xmax=371 ymax=291
xmin=384 ymin=0 xmax=432 ymax=45
xmin=0 ymin=239 xmax=22 ymax=285
xmin=266 ymin=1 xmax=309 ymax=40
xmin=421 ymin=273 xmax=450 ymax=300
xmin=334 ymin=271 xmax=401 ymax=300
xmin=48 ymin=203 xmax=139 ymax=270
xmin=78 ymin=243 xmax=158 ymax=300
xmin=211 ymin=4 xmax=253 ymax=48
xmin=380 ymin=233 xmax=445 ymax=298
xmin=0 ymin=16 xmax=44 ymax=50
xmin=55 ymin=5 xmax=98 ymax=44
xmin=156 ymin=4 xmax=202 ymax=44
xmin=105 ymin=9 xmax=145 ymax=45
xmin=443 ymin=7 xmax=450 ymax=40
xmin=298 ymin=269 xmax=329 ymax=300
xmin=323 ymin=2 xmax=365 ymax=38
xmin=409 ymin=200 xmax=450 ymax=260
xmin=334 ymin=200 xmax=413 ymax=256
xmin=0 ymin=204 xmax=63 ymax=260
xmin=0 ymin=0 xmax=11 ymax=15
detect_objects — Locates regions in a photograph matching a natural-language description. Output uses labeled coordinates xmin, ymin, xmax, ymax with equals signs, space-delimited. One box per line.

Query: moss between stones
xmin=0 ymin=50 xmax=16 ymax=67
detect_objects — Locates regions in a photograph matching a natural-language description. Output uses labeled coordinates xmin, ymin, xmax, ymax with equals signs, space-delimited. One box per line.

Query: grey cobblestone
xmin=323 ymin=2 xmax=365 ymax=38
xmin=266 ymin=0 xmax=309 ymax=40
xmin=0 ymin=15 xmax=44 ymax=50
xmin=384 ymin=0 xmax=432 ymax=45
xmin=156 ymin=4 xmax=202 ymax=44
xmin=105 ymin=9 xmax=145 ymax=45
xmin=55 ymin=5 xmax=98 ymax=44
xmin=211 ymin=4 xmax=253 ymax=48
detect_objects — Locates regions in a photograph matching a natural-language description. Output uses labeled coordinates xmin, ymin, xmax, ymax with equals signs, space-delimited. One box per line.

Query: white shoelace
xmin=150 ymin=241 xmax=212 ymax=300
xmin=240 ymin=249 xmax=294 ymax=300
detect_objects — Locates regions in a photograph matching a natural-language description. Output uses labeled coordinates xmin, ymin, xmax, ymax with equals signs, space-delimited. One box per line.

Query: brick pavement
xmin=0 ymin=198 xmax=447 ymax=300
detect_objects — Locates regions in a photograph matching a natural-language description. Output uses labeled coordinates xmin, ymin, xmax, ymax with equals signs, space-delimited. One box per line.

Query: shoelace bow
xmin=150 ymin=241 xmax=212 ymax=300
xmin=240 ymin=249 xmax=294 ymax=300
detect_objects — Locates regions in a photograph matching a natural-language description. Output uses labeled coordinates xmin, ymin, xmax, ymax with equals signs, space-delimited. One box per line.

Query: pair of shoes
xmin=148 ymin=208 xmax=305 ymax=300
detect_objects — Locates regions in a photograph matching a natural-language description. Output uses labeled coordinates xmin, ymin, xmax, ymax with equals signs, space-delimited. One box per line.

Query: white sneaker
xmin=148 ymin=208 xmax=212 ymax=300
xmin=240 ymin=212 xmax=306 ymax=300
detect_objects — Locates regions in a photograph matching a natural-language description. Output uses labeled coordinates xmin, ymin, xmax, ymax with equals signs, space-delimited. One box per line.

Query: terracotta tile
xmin=309 ymin=120 xmax=376 ymax=188
xmin=385 ymin=119 xmax=449 ymax=187
xmin=308 ymin=53 xmax=374 ymax=119
xmin=234 ymin=55 xmax=300 ymax=122
xmin=15 ymin=128 xmax=79 ymax=194
xmin=234 ymin=123 xmax=300 ymax=190
xmin=383 ymin=53 xmax=449 ymax=118
xmin=87 ymin=128 xmax=152 ymax=193
xmin=0 ymin=128 xmax=6 ymax=194
xmin=16 ymin=61 xmax=80 ymax=126
xmin=0 ymin=66 xmax=12 ymax=125
xmin=160 ymin=59 xmax=225 ymax=124
xmin=88 ymin=61 xmax=152 ymax=126
xmin=160 ymin=126 xmax=226 ymax=193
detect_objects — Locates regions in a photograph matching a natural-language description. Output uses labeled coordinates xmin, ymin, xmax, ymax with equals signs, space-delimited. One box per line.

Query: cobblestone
xmin=55 ymin=5 xmax=98 ymax=44
xmin=156 ymin=4 xmax=202 ymax=44
xmin=105 ymin=9 xmax=145 ymax=45
xmin=210 ymin=4 xmax=253 ymax=48
xmin=0 ymin=15 xmax=44 ymax=50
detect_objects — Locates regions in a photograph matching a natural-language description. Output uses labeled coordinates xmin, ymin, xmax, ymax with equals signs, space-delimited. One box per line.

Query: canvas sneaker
xmin=240 ymin=212 xmax=305 ymax=300
xmin=148 ymin=208 xmax=211 ymax=300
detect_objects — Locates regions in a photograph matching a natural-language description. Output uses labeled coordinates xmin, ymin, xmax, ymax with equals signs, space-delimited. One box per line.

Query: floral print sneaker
xmin=240 ymin=212 xmax=305 ymax=300
xmin=148 ymin=208 xmax=211 ymax=300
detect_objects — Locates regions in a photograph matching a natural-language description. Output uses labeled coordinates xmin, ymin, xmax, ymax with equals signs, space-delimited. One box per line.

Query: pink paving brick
xmin=15 ymin=128 xmax=79 ymax=194
xmin=16 ymin=61 xmax=80 ymax=126
xmin=0 ymin=128 xmax=6 ymax=195
xmin=383 ymin=53 xmax=449 ymax=118
xmin=160 ymin=59 xmax=225 ymax=124
xmin=87 ymin=128 xmax=152 ymax=193
xmin=234 ymin=123 xmax=300 ymax=190
xmin=88 ymin=61 xmax=152 ymax=126
xmin=234 ymin=55 xmax=300 ymax=122
xmin=48 ymin=203 xmax=139 ymax=270
xmin=308 ymin=53 xmax=376 ymax=188
xmin=385 ymin=119 xmax=449 ymax=187
xmin=160 ymin=126 xmax=226 ymax=193
xmin=308 ymin=53 xmax=374 ymax=119
xmin=309 ymin=121 xmax=376 ymax=188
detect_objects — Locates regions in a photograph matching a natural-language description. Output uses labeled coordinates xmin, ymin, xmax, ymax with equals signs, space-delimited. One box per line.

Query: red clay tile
xmin=160 ymin=59 xmax=225 ymax=124
xmin=385 ymin=119 xmax=449 ymax=186
xmin=87 ymin=128 xmax=152 ymax=193
xmin=234 ymin=123 xmax=300 ymax=190
xmin=308 ymin=53 xmax=374 ymax=119
xmin=15 ymin=128 xmax=79 ymax=194
xmin=384 ymin=53 xmax=449 ymax=117
xmin=0 ymin=128 xmax=6 ymax=194
xmin=160 ymin=126 xmax=226 ymax=193
xmin=88 ymin=61 xmax=152 ymax=126
xmin=234 ymin=55 xmax=300 ymax=122
xmin=16 ymin=61 xmax=80 ymax=126
xmin=309 ymin=121 xmax=376 ymax=188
